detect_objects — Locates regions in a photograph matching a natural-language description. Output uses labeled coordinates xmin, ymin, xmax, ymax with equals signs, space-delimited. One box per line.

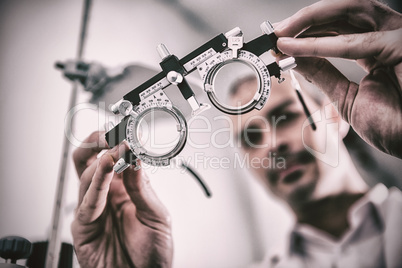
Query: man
xmin=71 ymin=0 xmax=402 ymax=267
xmin=231 ymin=73 xmax=401 ymax=267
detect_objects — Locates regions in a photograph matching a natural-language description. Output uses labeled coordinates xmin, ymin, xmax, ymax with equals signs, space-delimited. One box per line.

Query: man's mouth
xmin=280 ymin=165 xmax=304 ymax=184
xmin=267 ymin=150 xmax=314 ymax=185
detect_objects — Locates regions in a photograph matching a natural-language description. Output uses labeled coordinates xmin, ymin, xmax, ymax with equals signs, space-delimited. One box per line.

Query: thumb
xmin=292 ymin=57 xmax=358 ymax=124
xmin=277 ymin=29 xmax=402 ymax=66
xmin=123 ymin=165 xmax=170 ymax=227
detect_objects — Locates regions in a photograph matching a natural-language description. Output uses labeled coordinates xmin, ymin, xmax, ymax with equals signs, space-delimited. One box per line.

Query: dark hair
xmin=229 ymin=71 xmax=325 ymax=106
xmin=229 ymin=75 xmax=258 ymax=97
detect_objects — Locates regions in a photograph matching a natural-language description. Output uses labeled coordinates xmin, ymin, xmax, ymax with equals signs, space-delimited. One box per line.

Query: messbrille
xmin=105 ymin=21 xmax=297 ymax=173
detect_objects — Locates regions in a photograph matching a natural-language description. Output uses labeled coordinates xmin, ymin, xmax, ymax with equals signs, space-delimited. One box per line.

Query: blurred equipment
xmin=26 ymin=242 xmax=72 ymax=268
xmin=47 ymin=0 xmax=93 ymax=267
xmin=105 ymin=21 xmax=295 ymax=173
xmin=55 ymin=60 xmax=125 ymax=98
xmin=0 ymin=236 xmax=32 ymax=268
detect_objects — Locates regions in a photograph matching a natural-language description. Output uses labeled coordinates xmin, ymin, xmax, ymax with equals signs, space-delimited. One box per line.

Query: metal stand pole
xmin=45 ymin=1 xmax=92 ymax=267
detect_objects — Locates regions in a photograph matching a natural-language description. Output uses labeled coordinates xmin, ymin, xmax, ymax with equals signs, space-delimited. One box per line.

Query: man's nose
xmin=266 ymin=131 xmax=290 ymax=155
xmin=276 ymin=143 xmax=289 ymax=154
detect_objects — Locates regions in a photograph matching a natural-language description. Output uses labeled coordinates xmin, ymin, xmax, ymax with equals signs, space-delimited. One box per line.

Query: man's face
xmin=232 ymin=74 xmax=336 ymax=208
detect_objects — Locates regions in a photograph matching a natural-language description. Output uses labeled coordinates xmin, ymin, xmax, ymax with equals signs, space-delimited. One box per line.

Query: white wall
xmin=0 ymin=0 xmax=82 ymax=240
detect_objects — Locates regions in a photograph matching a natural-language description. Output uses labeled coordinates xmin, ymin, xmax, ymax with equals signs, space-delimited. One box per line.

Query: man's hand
xmin=71 ymin=132 xmax=173 ymax=268
xmin=274 ymin=0 xmax=402 ymax=158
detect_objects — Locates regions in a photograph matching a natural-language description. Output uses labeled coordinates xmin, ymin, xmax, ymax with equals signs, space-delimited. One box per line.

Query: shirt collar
xmin=288 ymin=184 xmax=389 ymax=256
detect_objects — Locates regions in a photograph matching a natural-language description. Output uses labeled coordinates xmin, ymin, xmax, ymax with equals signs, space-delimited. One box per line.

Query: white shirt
xmin=252 ymin=184 xmax=402 ymax=268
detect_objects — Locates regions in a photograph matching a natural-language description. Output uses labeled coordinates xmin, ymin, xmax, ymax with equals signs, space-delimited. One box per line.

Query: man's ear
xmin=339 ymin=119 xmax=350 ymax=140
xmin=323 ymin=99 xmax=350 ymax=139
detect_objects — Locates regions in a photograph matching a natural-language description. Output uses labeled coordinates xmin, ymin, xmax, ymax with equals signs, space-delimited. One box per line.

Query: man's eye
xmin=280 ymin=112 xmax=300 ymax=125
xmin=240 ymin=125 xmax=263 ymax=149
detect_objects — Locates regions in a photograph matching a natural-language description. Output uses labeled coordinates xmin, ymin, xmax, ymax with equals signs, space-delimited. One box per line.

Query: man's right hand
xmin=71 ymin=132 xmax=173 ymax=268
xmin=274 ymin=0 xmax=402 ymax=158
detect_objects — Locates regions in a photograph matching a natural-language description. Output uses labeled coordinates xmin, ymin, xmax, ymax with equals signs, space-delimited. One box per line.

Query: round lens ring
xmin=204 ymin=50 xmax=271 ymax=115
xmin=126 ymin=105 xmax=187 ymax=166
xmin=213 ymin=59 xmax=260 ymax=109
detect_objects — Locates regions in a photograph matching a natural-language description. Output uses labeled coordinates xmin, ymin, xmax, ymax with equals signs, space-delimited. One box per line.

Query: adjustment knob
xmin=113 ymin=158 xmax=130 ymax=174
xmin=0 ymin=236 xmax=32 ymax=263
xmin=167 ymin=71 xmax=183 ymax=85
xmin=110 ymin=99 xmax=134 ymax=116
xmin=278 ymin=57 xmax=297 ymax=72
xmin=113 ymin=156 xmax=142 ymax=174
xmin=156 ymin=44 xmax=171 ymax=60
xmin=260 ymin=21 xmax=274 ymax=35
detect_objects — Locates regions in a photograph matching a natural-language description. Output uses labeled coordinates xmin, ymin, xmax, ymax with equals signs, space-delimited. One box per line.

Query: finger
xmin=395 ymin=62 xmax=402 ymax=90
xmin=277 ymin=30 xmax=402 ymax=65
xmin=76 ymin=154 xmax=115 ymax=224
xmin=77 ymin=159 xmax=99 ymax=206
xmin=73 ymin=131 xmax=108 ymax=178
xmin=296 ymin=57 xmax=402 ymax=159
xmin=77 ymin=141 xmax=130 ymax=205
xmin=76 ymin=142 xmax=130 ymax=223
xmin=274 ymin=0 xmax=357 ymax=37
xmin=297 ymin=20 xmax=369 ymax=38
xmin=122 ymin=165 xmax=170 ymax=228
xmin=356 ymin=68 xmax=402 ymax=157
xmin=292 ymin=57 xmax=358 ymax=123
xmin=274 ymin=0 xmax=401 ymax=38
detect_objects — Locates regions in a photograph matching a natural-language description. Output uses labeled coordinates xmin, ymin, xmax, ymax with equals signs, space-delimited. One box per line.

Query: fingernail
xmin=276 ymin=37 xmax=294 ymax=54
xmin=278 ymin=37 xmax=293 ymax=44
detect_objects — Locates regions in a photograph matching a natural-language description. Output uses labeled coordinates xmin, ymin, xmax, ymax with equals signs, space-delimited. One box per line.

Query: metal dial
xmin=198 ymin=49 xmax=271 ymax=115
xmin=125 ymin=90 xmax=187 ymax=166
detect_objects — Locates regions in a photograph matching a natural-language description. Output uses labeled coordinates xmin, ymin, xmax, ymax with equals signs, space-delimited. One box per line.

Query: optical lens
xmin=136 ymin=108 xmax=181 ymax=157
xmin=212 ymin=60 xmax=260 ymax=110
